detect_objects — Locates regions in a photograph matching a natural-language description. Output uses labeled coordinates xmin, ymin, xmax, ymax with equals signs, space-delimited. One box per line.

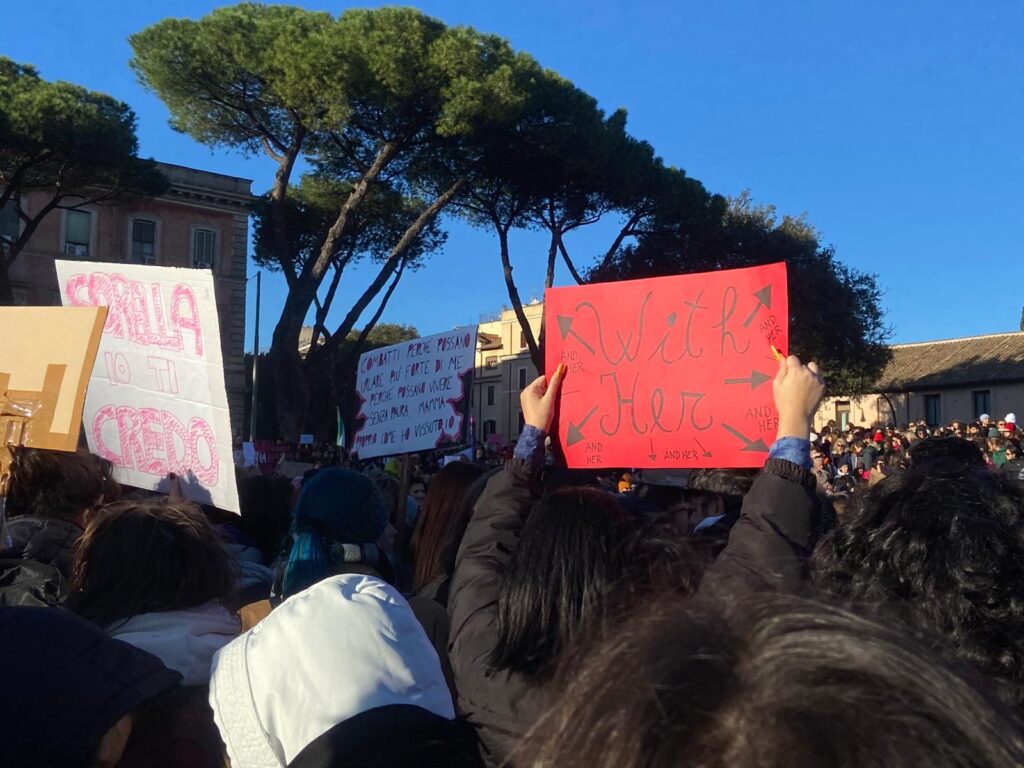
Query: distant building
xmin=815 ymin=331 xmax=1024 ymax=430
xmin=472 ymin=301 xmax=544 ymax=446
xmin=3 ymin=162 xmax=254 ymax=437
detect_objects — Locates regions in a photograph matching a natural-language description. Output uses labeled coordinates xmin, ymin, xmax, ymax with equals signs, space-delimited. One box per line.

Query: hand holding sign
xmin=774 ymin=355 xmax=826 ymax=440
xmin=522 ymin=364 xmax=567 ymax=433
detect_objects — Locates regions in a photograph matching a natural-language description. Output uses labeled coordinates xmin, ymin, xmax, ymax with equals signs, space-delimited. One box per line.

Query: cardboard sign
xmin=545 ymin=262 xmax=788 ymax=469
xmin=55 ymin=261 xmax=240 ymax=513
xmin=353 ymin=326 xmax=477 ymax=460
xmin=0 ymin=306 xmax=107 ymax=452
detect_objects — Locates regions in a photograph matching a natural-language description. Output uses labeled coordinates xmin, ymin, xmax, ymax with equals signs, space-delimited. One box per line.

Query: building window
xmin=485 ymin=356 xmax=498 ymax=369
xmin=130 ymin=218 xmax=157 ymax=264
xmin=925 ymin=394 xmax=941 ymax=426
xmin=519 ymin=331 xmax=529 ymax=350
xmin=972 ymin=390 xmax=991 ymax=419
xmin=0 ymin=199 xmax=19 ymax=247
xmin=834 ymin=400 xmax=851 ymax=431
xmin=192 ymin=228 xmax=216 ymax=269
xmin=518 ymin=410 xmax=525 ymax=433
xmin=483 ymin=419 xmax=497 ymax=438
xmin=518 ymin=367 xmax=528 ymax=390
xmin=486 ymin=385 xmax=495 ymax=406
xmin=63 ymin=209 xmax=91 ymax=257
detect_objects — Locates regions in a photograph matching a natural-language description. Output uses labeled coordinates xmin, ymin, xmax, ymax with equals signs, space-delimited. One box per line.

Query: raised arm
xmin=701 ymin=355 xmax=827 ymax=597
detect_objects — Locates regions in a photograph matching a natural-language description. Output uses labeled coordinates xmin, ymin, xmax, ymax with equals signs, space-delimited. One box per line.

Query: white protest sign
xmin=353 ymin=326 xmax=477 ymax=460
xmin=55 ymin=261 xmax=240 ymax=513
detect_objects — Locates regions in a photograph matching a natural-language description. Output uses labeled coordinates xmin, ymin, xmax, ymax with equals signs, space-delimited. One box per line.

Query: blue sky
xmin=7 ymin=1 xmax=1023 ymax=348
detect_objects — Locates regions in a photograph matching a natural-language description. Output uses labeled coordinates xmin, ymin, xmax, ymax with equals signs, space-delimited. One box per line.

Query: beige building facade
xmin=3 ymin=162 xmax=253 ymax=437
xmin=471 ymin=301 xmax=544 ymax=446
xmin=814 ymin=332 xmax=1024 ymax=431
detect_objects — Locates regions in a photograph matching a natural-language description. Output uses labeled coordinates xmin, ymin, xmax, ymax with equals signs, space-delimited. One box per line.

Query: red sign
xmin=544 ymin=262 xmax=788 ymax=469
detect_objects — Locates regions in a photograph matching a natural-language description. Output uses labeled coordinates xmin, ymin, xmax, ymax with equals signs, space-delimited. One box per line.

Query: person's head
xmin=514 ymin=594 xmax=1024 ymax=768
xmin=0 ymin=605 xmax=180 ymax=768
xmin=281 ymin=469 xmax=389 ymax=597
xmin=210 ymin=574 xmax=471 ymax=768
xmin=408 ymin=476 xmax=428 ymax=506
xmin=410 ymin=462 xmax=485 ymax=592
xmin=907 ymin=436 xmax=986 ymax=472
xmin=1006 ymin=444 xmax=1020 ymax=462
xmin=813 ymin=466 xmax=1024 ymax=704
xmin=69 ymin=500 xmax=235 ymax=627
xmin=837 ymin=463 xmax=850 ymax=475
xmin=981 ymin=413 xmax=992 ymax=426
xmin=491 ymin=486 xmax=628 ymax=681
xmin=683 ymin=469 xmax=756 ymax=535
xmin=7 ymin=447 xmax=117 ymax=526
xmin=236 ymin=473 xmax=294 ymax=563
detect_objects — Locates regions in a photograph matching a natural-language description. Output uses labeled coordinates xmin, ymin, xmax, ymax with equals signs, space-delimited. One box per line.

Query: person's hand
xmin=773 ymin=355 xmax=825 ymax=440
xmin=521 ymin=363 xmax=567 ymax=433
xmin=167 ymin=472 xmax=185 ymax=503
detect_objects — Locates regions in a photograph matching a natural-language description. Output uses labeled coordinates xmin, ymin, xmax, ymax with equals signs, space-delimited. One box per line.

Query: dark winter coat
xmin=448 ymin=458 xmax=548 ymax=767
xmin=448 ymin=455 xmax=823 ymax=767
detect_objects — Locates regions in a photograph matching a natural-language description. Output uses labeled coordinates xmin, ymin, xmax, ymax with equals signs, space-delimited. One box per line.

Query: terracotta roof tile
xmin=876 ymin=332 xmax=1024 ymax=391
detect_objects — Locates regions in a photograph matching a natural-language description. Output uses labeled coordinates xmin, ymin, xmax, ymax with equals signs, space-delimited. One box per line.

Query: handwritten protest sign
xmin=353 ymin=326 xmax=477 ymax=460
xmin=0 ymin=306 xmax=107 ymax=453
xmin=545 ymin=262 xmax=788 ymax=469
xmin=55 ymin=261 xmax=239 ymax=513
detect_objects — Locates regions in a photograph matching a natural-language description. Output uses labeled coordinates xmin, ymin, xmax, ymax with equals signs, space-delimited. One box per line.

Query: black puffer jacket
xmin=699 ymin=457 xmax=824 ymax=599
xmin=6 ymin=515 xmax=83 ymax=579
xmin=448 ymin=455 xmax=824 ymax=767
xmin=0 ymin=558 xmax=66 ymax=607
xmin=448 ymin=459 xmax=547 ymax=768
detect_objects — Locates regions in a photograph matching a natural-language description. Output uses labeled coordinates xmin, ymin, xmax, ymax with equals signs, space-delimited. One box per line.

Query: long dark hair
xmin=411 ymin=463 xmax=485 ymax=592
xmin=515 ymin=594 xmax=1024 ymax=768
xmin=490 ymin=486 xmax=627 ymax=681
xmin=69 ymin=500 xmax=235 ymax=626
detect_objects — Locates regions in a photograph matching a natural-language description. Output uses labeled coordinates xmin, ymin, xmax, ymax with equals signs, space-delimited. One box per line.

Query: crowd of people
xmin=4 ymin=355 xmax=1024 ymax=767
xmin=804 ymin=413 xmax=1023 ymax=493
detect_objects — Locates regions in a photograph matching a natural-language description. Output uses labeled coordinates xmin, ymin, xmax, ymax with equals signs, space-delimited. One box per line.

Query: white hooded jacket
xmin=209 ymin=573 xmax=455 ymax=768
xmin=108 ymin=602 xmax=240 ymax=686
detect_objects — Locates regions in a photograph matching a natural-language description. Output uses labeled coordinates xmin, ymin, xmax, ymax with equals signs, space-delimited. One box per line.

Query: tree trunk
xmin=333 ymin=258 xmax=409 ymax=446
xmin=0 ymin=260 xmax=15 ymax=305
xmin=268 ymin=294 xmax=311 ymax=441
xmin=557 ymin=238 xmax=585 ymax=285
xmin=266 ymin=142 xmax=398 ymax=439
xmin=326 ymin=176 xmax=466 ymax=352
xmin=499 ymin=225 xmax=543 ymax=372
xmin=537 ymin=228 xmax=560 ymax=372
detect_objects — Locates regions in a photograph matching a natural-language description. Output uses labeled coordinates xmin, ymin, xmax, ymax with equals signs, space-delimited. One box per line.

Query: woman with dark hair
xmin=2 ymin=447 xmax=118 ymax=604
xmin=514 ymin=594 xmax=1024 ymax=768
xmin=67 ymin=499 xmax=238 ymax=767
xmin=407 ymin=462 xmax=486 ymax=691
xmin=448 ymin=365 xmax=632 ymax=765
xmin=410 ymin=462 xmax=487 ymax=594
xmin=69 ymin=500 xmax=239 ymax=685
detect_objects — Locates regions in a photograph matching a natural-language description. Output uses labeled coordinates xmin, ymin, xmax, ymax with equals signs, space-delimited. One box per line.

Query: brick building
xmin=2 ymin=162 xmax=253 ymax=436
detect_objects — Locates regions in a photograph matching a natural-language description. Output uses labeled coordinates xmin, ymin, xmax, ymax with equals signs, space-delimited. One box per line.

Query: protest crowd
xmin=5 ymin=350 xmax=1024 ymax=768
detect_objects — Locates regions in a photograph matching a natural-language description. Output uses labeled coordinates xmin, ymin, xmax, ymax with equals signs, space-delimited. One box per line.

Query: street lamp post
xmin=249 ymin=271 xmax=261 ymax=442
